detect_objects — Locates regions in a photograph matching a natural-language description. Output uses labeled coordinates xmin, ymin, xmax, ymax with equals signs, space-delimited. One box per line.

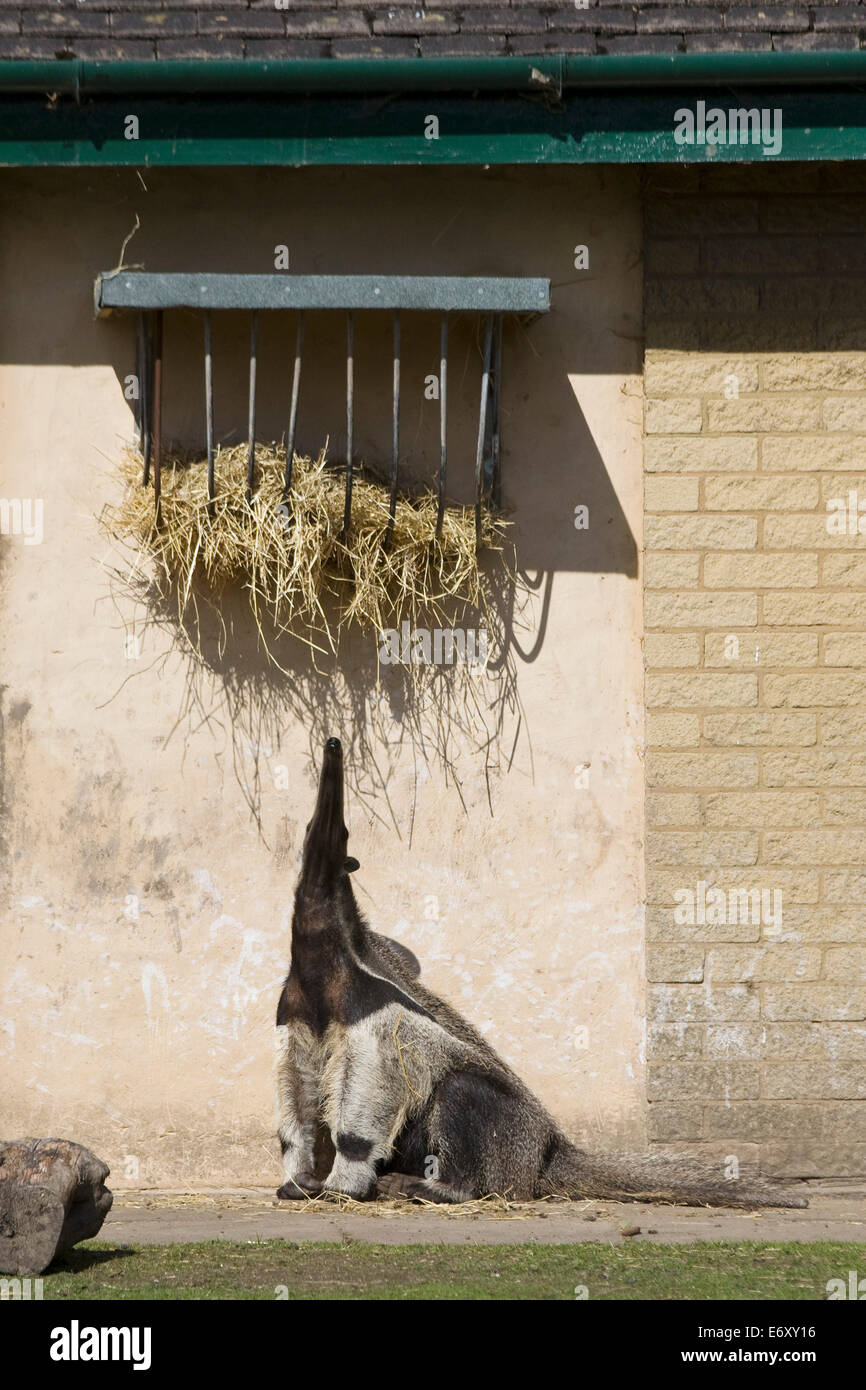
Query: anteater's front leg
xmin=320 ymin=1026 xmax=410 ymax=1200
xmin=275 ymin=1024 xmax=323 ymax=1199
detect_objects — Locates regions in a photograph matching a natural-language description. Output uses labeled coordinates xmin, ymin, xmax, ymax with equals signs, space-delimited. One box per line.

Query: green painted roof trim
xmin=2 ymin=52 xmax=866 ymax=96
xmin=2 ymin=90 xmax=866 ymax=167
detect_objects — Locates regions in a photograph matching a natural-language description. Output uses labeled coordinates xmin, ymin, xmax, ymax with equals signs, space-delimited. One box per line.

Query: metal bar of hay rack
xmin=95 ymin=273 xmax=550 ymax=546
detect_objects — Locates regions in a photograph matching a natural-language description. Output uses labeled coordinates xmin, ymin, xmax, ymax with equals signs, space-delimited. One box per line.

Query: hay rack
xmin=94 ymin=272 xmax=550 ymax=543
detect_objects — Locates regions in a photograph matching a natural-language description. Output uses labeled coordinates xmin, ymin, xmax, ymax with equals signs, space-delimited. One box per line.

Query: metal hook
xmin=386 ymin=310 xmax=400 ymax=547
xmin=436 ymin=314 xmax=448 ymax=540
xmin=474 ymin=314 xmax=494 ymax=546
xmin=492 ymin=314 xmax=503 ymax=509
xmin=284 ymin=310 xmax=304 ymax=498
xmin=204 ymin=310 xmax=215 ymax=518
xmin=344 ymin=310 xmax=354 ymax=534
xmin=138 ymin=310 xmax=150 ymax=486
xmin=246 ymin=310 xmax=258 ymax=502
xmin=152 ymin=309 xmax=164 ymax=527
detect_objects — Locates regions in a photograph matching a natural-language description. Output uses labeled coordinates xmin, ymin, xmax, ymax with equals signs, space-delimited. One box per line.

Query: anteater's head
xmin=299 ymin=738 xmax=360 ymax=896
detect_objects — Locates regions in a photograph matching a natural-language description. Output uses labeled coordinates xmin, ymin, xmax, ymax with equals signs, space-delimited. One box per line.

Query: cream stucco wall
xmin=0 ymin=166 xmax=644 ymax=1185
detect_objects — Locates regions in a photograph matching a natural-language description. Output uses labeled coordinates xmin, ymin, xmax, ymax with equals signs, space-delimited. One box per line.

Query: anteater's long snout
xmin=314 ymin=737 xmax=344 ymax=826
xmin=300 ymin=738 xmax=349 ymax=890
xmin=311 ymin=737 xmax=344 ymax=835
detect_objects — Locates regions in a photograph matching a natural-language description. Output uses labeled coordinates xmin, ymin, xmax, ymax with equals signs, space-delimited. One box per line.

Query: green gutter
xmin=4 ymin=53 xmax=866 ymax=168
xmin=2 ymin=52 xmax=866 ymax=96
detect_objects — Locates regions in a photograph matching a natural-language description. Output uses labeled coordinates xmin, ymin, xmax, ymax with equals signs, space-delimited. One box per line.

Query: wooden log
xmin=0 ymin=1138 xmax=113 ymax=1275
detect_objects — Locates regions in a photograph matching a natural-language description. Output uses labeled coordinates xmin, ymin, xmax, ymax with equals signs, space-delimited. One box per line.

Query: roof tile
xmin=1 ymin=1 xmax=860 ymax=63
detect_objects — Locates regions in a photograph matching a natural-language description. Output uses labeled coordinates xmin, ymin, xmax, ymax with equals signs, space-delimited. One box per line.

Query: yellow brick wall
xmin=644 ymin=168 xmax=866 ymax=1177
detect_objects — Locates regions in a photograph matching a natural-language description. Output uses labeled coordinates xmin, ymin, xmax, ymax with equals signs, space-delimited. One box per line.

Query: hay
xmin=270 ymin=1191 xmax=573 ymax=1220
xmin=114 ymin=1189 xmax=581 ymax=1220
xmin=103 ymin=443 xmax=509 ymax=660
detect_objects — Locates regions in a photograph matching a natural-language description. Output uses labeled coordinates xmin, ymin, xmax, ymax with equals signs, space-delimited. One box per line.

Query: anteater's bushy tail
xmin=539 ymin=1138 xmax=808 ymax=1209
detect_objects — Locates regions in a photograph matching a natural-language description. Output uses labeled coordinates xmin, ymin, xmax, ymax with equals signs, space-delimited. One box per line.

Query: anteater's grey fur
xmin=275 ymin=739 xmax=806 ymax=1210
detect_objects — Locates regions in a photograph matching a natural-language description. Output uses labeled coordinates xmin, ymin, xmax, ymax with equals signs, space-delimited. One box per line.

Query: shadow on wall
xmin=99 ymin=306 xmax=637 ymax=828
xmin=1 ymin=166 xmax=639 ymax=822
xmin=102 ymin=561 xmax=523 ymax=837
xmin=103 ymin=296 xmax=638 ymax=580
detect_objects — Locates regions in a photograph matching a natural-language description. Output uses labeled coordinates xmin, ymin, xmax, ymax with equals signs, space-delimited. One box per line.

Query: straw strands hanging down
xmin=103 ymin=443 xmax=510 ymax=661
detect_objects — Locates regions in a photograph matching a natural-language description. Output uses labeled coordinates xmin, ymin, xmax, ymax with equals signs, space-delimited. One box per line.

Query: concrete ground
xmin=102 ymin=1184 xmax=866 ymax=1247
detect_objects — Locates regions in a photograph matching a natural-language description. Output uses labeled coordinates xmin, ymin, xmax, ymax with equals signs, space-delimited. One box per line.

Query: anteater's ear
xmin=345 ymin=857 xmax=360 ymax=873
